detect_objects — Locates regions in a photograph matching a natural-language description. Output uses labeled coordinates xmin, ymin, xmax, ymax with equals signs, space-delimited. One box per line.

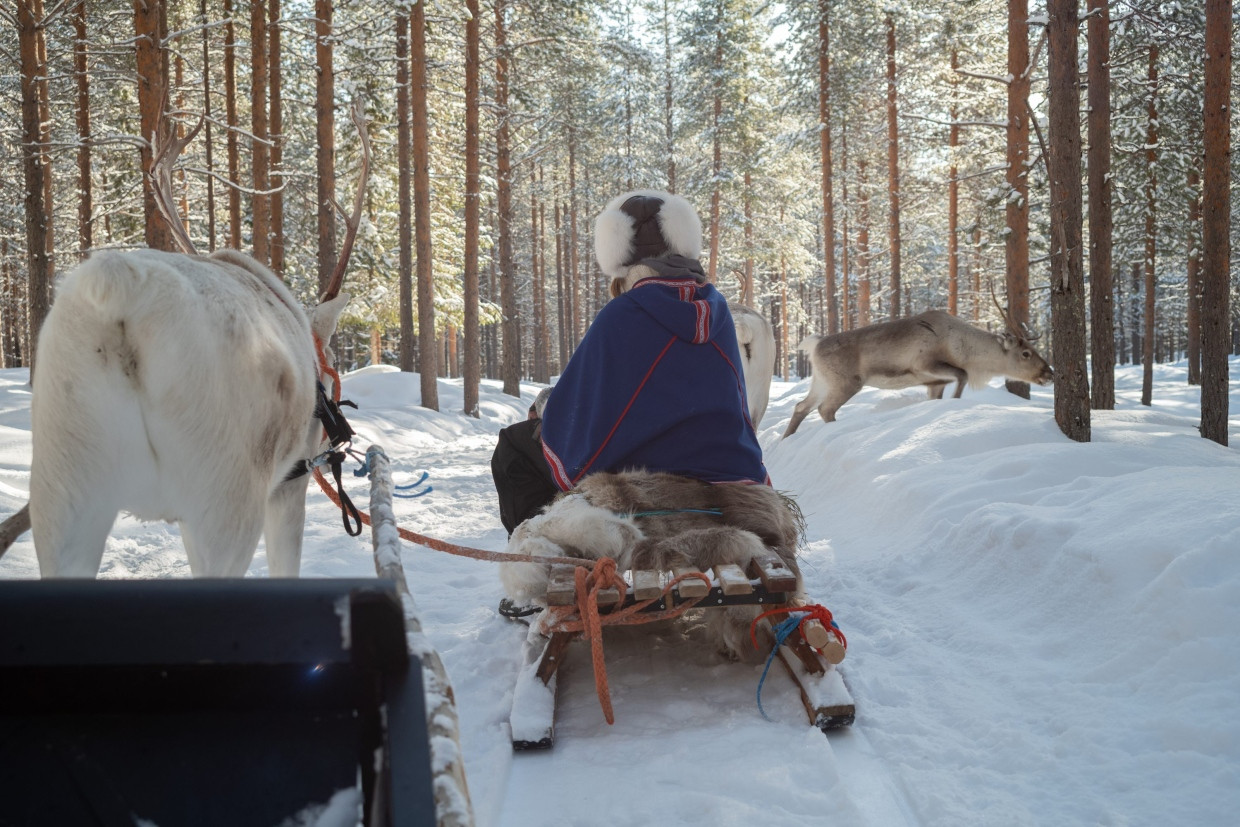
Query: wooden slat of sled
xmin=748 ymin=553 xmax=798 ymax=593
xmin=631 ymin=569 xmax=663 ymax=601
xmin=545 ymin=564 xmax=578 ymax=606
xmin=713 ymin=563 xmax=752 ymax=595
xmin=672 ymin=566 xmax=710 ymax=598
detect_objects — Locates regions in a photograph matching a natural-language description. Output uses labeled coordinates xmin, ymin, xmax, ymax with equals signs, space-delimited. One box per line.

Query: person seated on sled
xmin=491 ymin=386 xmax=557 ymax=536
xmin=539 ymin=189 xmax=767 ymax=490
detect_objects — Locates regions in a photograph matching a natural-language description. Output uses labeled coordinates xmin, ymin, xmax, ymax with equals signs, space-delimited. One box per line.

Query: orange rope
xmin=310 ymin=336 xmax=729 ymax=722
xmin=540 ymin=564 xmax=713 ymax=724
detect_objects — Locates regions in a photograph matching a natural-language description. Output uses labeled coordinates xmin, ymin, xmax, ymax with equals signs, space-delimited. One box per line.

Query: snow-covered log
xmin=366 ymin=445 xmax=474 ymax=827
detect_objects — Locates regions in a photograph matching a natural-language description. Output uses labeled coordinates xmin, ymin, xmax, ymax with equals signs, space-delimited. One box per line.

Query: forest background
xmin=1 ymin=0 xmax=1235 ymax=439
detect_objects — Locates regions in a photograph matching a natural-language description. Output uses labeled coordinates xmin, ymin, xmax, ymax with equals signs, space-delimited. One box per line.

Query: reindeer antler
xmin=988 ymin=279 xmax=1041 ymax=342
xmin=319 ymin=96 xmax=372 ymax=303
xmin=150 ymin=112 xmax=204 ymax=256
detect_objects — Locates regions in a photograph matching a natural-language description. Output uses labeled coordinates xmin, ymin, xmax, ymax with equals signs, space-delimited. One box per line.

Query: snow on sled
xmin=509 ymin=554 xmax=855 ymax=750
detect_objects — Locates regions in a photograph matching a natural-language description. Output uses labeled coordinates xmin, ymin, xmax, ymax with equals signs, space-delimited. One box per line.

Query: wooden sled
xmin=509 ymin=553 xmax=855 ymax=750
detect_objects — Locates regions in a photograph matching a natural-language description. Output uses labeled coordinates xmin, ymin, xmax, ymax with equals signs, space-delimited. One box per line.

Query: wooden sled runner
xmin=509 ymin=553 xmax=855 ymax=750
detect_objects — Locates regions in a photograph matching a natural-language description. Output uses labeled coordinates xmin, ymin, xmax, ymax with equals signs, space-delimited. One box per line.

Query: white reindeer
xmin=729 ymin=303 xmax=775 ymax=428
xmin=25 ymin=106 xmax=369 ymax=578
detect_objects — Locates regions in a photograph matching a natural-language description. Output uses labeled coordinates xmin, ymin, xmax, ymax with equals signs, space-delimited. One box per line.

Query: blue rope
xmin=628 ymin=508 xmax=723 ymax=518
xmin=756 ymin=612 xmax=807 ymax=722
xmin=395 ymin=470 xmax=430 ymax=490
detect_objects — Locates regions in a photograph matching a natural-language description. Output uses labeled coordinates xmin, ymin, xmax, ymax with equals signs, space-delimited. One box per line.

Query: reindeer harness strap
xmin=284 ymin=337 xmax=363 ymax=536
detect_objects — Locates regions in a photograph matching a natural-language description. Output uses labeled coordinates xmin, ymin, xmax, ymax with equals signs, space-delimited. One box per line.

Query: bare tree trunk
xmin=251 ymin=0 xmax=270 ymax=263
xmin=1005 ymin=0 xmax=1031 ymax=398
xmin=884 ymin=12 xmax=901 ymax=320
xmin=35 ymin=0 xmax=53 ymax=273
xmin=2 ymin=241 xmax=23 ymax=368
xmin=819 ymin=0 xmax=838 ymax=332
xmin=315 ymin=0 xmax=336 ymax=293
xmin=568 ymin=129 xmax=580 ymax=347
xmin=840 ymin=122 xmax=851 ymax=330
xmin=1047 ymin=0 xmax=1090 ymax=442
xmin=662 ymin=0 xmax=676 ymax=192
xmin=1129 ymin=262 xmax=1141 ymax=364
xmin=1141 ymin=44 xmax=1158 ymax=408
xmin=555 ymin=200 xmax=566 ymax=371
xmin=19 ymin=0 xmax=52 ymax=374
xmin=74 ymin=0 xmax=92 ymax=256
xmin=199 ymin=0 xmax=216 ymax=250
xmin=495 ymin=0 xmax=520 ymax=397
xmin=135 ymin=0 xmax=172 ymax=251
xmin=532 ymin=166 xmax=547 ymax=382
xmin=948 ymin=48 xmax=960 ymax=316
xmin=412 ymin=2 xmax=438 ymax=408
xmin=779 ymin=205 xmax=789 ymax=377
xmin=1200 ymin=0 xmax=1231 ymax=445
xmin=971 ymin=223 xmax=982 ymax=321
xmin=396 ymin=10 xmax=414 ymax=374
xmin=1087 ymin=0 xmax=1114 ymax=409
xmin=708 ymin=21 xmax=723 ymax=285
xmin=857 ymin=157 xmax=871 ymax=327
xmin=537 ymin=166 xmax=551 ymax=382
xmin=463 ymin=0 xmax=481 ymax=416
xmin=742 ymin=172 xmax=754 ymax=306
xmin=1186 ymin=166 xmax=1202 ymax=385
xmin=268 ymin=0 xmax=284 ymax=276
xmin=225 ymin=0 xmax=241 ymax=248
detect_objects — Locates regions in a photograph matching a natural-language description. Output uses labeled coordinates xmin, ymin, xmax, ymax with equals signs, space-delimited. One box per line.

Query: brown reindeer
xmin=783 ymin=310 xmax=1053 ymax=436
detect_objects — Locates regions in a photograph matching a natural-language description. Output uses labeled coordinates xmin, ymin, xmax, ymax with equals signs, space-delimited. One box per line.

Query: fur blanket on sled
xmin=500 ymin=469 xmax=805 ymax=660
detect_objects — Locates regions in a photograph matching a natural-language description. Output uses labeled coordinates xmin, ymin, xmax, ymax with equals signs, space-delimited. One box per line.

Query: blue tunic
xmin=540 ymin=270 xmax=768 ymax=490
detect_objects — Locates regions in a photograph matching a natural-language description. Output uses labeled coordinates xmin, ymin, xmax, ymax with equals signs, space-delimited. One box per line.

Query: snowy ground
xmin=2 ymin=358 xmax=1239 ymax=827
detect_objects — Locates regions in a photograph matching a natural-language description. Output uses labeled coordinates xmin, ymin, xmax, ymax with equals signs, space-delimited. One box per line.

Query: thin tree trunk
xmin=819 ymin=0 xmax=838 ymax=332
xmin=412 ymin=2 xmax=438 ymax=408
xmin=1047 ymin=0 xmax=1090 ymax=442
xmin=1130 ymin=261 xmax=1141 ymax=364
xmin=199 ymin=0 xmax=216 ymax=250
xmin=225 ymin=0 xmax=241 ymax=248
xmin=538 ymin=166 xmax=551 ymax=381
xmin=840 ymin=122 xmax=851 ymax=330
xmin=742 ymin=172 xmax=754 ymax=306
xmin=251 ymin=0 xmax=270 ymax=263
xmin=2 ymin=240 xmax=22 ymax=368
xmin=662 ymin=0 xmax=676 ymax=192
xmin=1186 ymin=166 xmax=1202 ymax=385
xmin=1200 ymin=0 xmax=1231 ymax=445
xmin=463 ymin=0 xmax=481 ymax=416
xmin=885 ymin=12 xmax=901 ymax=320
xmin=268 ymin=0 xmax=284 ymax=275
xmin=19 ymin=0 xmax=51 ymax=373
xmin=315 ymin=0 xmax=336 ymax=293
xmin=135 ymin=0 xmax=172 ymax=251
xmin=1141 ymin=44 xmax=1158 ymax=408
xmin=708 ymin=22 xmax=723 ymax=286
xmin=36 ymin=0 xmax=53 ymax=275
xmin=948 ymin=48 xmax=960 ymax=316
xmin=1087 ymin=0 xmax=1114 ymax=409
xmin=396 ymin=10 xmax=414 ymax=374
xmin=532 ymin=166 xmax=546 ymax=382
xmin=1005 ymin=0 xmax=1031 ymax=398
xmin=554 ymin=199 xmax=564 ymax=371
xmin=74 ymin=0 xmax=92 ymax=256
xmin=857 ymin=157 xmax=871 ymax=327
xmin=568 ymin=129 xmax=580 ymax=347
xmin=495 ymin=0 xmax=519 ymax=396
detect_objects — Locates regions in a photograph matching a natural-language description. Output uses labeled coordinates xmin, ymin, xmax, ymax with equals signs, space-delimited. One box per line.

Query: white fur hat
xmin=594 ymin=189 xmax=703 ymax=281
